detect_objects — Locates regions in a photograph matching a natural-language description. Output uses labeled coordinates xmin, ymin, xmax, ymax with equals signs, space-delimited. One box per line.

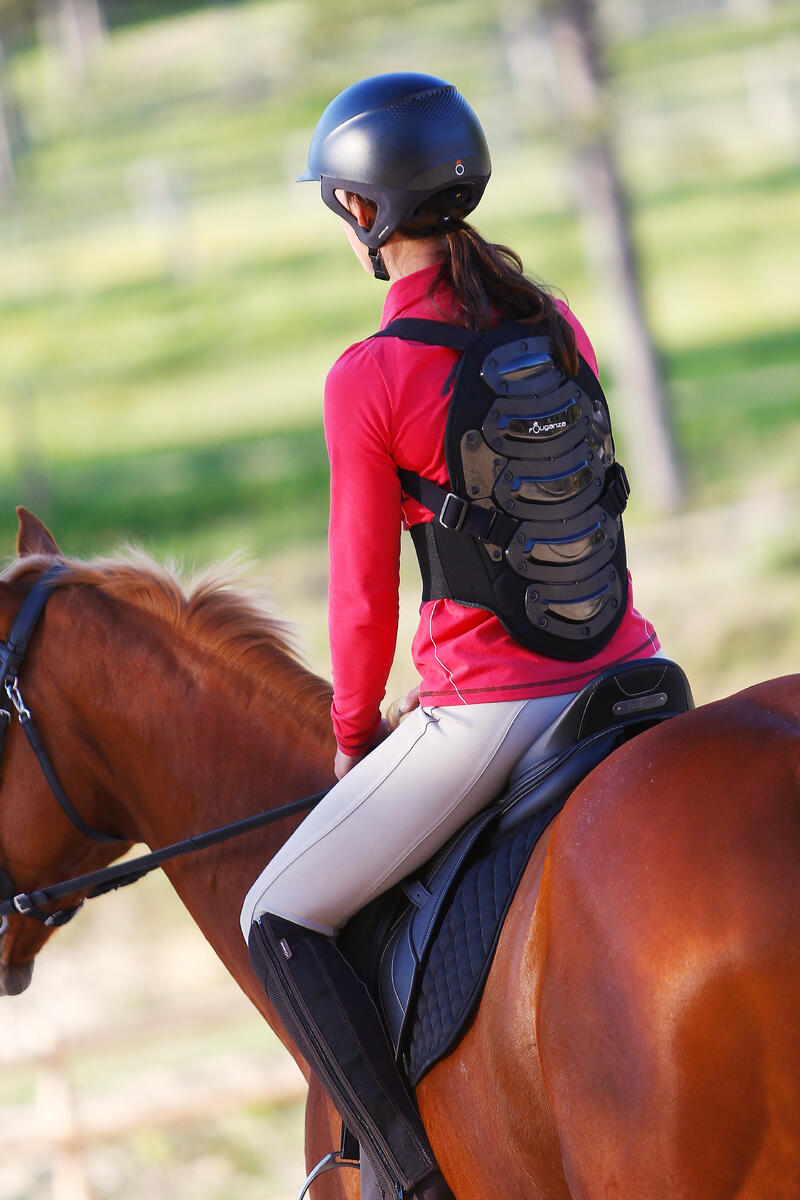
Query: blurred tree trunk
xmin=37 ymin=0 xmax=106 ymax=84
xmin=0 ymin=35 xmax=16 ymax=193
xmin=57 ymin=0 xmax=107 ymax=81
xmin=541 ymin=0 xmax=683 ymax=513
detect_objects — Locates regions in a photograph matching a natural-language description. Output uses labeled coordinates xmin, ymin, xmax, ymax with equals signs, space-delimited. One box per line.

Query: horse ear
xmin=16 ymin=507 xmax=63 ymax=560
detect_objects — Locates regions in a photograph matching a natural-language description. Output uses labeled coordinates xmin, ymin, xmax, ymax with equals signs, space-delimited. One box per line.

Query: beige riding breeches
xmin=239 ymin=692 xmax=579 ymax=939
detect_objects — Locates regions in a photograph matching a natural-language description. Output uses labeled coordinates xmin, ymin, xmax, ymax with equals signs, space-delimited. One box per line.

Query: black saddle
xmin=339 ymin=657 xmax=693 ymax=1085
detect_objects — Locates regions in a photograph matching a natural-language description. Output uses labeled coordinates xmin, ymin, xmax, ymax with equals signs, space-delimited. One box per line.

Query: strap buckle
xmin=482 ymin=507 xmax=508 ymax=546
xmin=5 ymin=678 xmax=30 ymax=720
xmin=439 ymin=492 xmax=469 ymax=533
xmin=603 ymin=463 xmax=630 ymax=517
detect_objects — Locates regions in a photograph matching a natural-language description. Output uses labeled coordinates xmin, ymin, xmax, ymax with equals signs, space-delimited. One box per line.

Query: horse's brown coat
xmin=2 ymin=509 xmax=800 ymax=1199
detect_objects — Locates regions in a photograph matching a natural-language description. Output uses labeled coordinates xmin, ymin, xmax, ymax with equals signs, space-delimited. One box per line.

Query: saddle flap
xmin=378 ymin=804 xmax=498 ymax=1053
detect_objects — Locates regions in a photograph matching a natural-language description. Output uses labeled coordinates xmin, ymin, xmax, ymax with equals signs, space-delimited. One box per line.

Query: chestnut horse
xmin=2 ymin=507 xmax=800 ymax=1200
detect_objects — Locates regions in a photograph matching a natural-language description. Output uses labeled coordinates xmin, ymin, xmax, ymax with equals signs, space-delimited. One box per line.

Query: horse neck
xmin=53 ymin=583 xmax=335 ymax=1011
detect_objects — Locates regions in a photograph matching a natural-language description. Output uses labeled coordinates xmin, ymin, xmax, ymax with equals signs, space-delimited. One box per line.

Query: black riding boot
xmin=248 ymin=914 xmax=454 ymax=1200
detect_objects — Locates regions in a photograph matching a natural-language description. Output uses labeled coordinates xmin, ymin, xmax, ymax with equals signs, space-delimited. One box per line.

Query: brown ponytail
xmin=343 ymin=191 xmax=578 ymax=376
xmin=430 ymin=221 xmax=579 ymax=377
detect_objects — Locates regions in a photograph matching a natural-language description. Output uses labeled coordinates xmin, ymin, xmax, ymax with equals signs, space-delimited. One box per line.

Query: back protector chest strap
xmin=372 ymin=317 xmax=631 ymax=661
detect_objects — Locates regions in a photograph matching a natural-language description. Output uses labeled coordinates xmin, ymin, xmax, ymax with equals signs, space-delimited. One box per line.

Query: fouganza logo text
xmin=528 ymin=419 xmax=568 ymax=435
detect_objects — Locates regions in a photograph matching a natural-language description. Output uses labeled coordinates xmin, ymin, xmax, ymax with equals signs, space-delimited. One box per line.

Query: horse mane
xmin=3 ymin=552 xmax=333 ymax=735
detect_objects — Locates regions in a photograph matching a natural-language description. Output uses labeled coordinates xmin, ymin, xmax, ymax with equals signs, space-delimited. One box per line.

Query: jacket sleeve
xmin=324 ymin=343 xmax=402 ymax=754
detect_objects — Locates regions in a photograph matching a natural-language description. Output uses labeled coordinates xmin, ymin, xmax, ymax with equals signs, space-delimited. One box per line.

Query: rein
xmin=0 ymin=565 xmax=326 ymax=932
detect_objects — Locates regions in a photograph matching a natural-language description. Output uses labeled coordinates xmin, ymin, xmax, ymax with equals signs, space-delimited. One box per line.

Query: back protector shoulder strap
xmin=371 ymin=317 xmax=630 ymax=661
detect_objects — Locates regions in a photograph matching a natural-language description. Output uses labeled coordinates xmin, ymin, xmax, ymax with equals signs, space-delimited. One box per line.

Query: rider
xmin=242 ymin=72 xmax=661 ymax=1200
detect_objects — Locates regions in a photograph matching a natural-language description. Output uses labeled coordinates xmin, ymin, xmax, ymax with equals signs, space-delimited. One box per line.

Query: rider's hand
xmin=334 ymin=718 xmax=391 ymax=780
xmin=399 ymin=685 xmax=420 ymax=715
xmin=334 ymin=747 xmax=361 ymax=779
xmin=385 ymin=684 xmax=421 ymax=729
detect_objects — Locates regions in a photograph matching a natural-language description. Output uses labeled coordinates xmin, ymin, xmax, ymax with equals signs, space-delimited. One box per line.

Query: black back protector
xmin=371 ymin=318 xmax=631 ymax=662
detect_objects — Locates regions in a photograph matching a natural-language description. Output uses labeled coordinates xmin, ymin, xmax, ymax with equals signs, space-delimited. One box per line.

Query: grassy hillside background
xmin=0 ymin=1 xmax=799 ymax=1196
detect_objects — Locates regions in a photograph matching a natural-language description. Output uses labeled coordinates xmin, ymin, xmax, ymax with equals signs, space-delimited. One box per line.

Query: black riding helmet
xmin=298 ymin=72 xmax=491 ymax=279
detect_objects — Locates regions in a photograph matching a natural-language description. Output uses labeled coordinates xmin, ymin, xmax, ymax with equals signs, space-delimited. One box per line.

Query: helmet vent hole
xmin=387 ymin=87 xmax=468 ymax=130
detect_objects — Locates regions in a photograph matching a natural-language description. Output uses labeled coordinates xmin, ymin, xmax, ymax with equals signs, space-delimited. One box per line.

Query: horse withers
xmin=1 ymin=507 xmax=800 ymax=1200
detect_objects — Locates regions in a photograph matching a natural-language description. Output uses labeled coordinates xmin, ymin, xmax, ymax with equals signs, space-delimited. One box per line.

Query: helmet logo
xmin=455 ymin=160 xmax=465 ymax=176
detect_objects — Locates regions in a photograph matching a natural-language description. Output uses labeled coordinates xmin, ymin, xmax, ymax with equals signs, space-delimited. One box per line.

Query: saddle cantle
xmin=339 ymin=658 xmax=694 ymax=1086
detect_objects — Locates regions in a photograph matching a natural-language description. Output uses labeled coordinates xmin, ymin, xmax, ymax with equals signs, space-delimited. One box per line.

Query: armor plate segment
xmin=524 ymin=564 xmax=624 ymax=641
xmin=505 ymin=507 xmax=616 ymax=580
xmin=480 ymin=336 xmax=561 ymax=395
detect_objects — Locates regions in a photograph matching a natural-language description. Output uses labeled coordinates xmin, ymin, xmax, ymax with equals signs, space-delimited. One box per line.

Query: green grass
xmin=1 ymin=0 xmax=799 ymax=562
xmin=611 ymin=2 xmax=800 ymax=74
xmin=0 ymin=421 xmax=330 ymax=560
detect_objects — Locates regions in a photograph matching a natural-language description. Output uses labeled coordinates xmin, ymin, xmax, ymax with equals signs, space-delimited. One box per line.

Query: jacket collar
xmin=380 ymin=263 xmax=451 ymax=329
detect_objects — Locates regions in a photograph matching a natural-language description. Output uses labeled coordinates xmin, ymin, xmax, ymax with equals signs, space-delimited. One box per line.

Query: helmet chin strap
xmin=369 ymin=246 xmax=390 ymax=281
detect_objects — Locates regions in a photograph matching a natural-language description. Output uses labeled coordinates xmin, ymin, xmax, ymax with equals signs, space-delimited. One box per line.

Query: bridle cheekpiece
xmin=0 ymin=564 xmax=125 ymax=933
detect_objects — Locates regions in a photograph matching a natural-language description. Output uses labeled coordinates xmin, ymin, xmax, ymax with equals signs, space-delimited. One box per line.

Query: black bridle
xmin=0 ymin=565 xmax=325 ymax=933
